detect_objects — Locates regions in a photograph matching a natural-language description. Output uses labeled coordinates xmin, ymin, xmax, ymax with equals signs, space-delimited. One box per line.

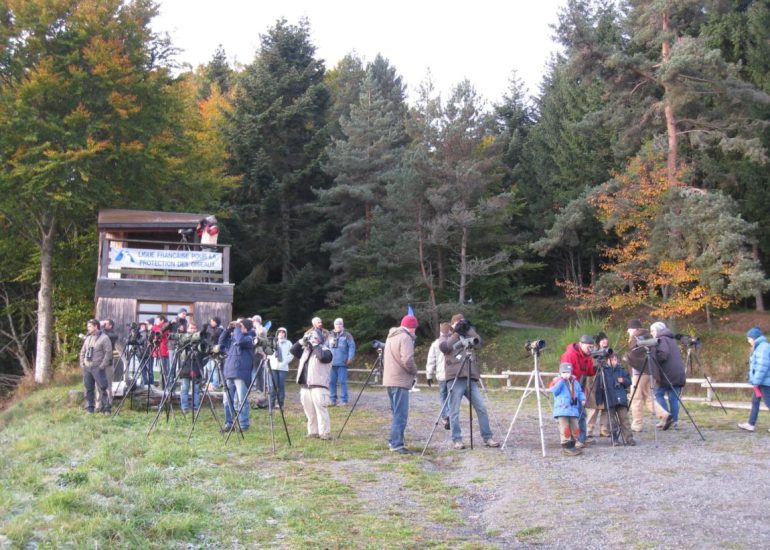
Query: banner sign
xmin=109 ymin=247 xmax=222 ymax=271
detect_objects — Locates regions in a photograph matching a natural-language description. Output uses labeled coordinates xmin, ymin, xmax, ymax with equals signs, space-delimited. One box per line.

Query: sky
xmin=152 ymin=0 xmax=566 ymax=105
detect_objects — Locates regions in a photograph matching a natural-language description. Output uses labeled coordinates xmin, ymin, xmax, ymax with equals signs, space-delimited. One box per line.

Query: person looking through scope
xmin=218 ymin=318 xmax=255 ymax=433
xmin=738 ymin=327 xmax=770 ymax=433
xmin=650 ymin=321 xmax=684 ymax=430
xmin=624 ymin=319 xmax=666 ymax=432
xmin=559 ymin=335 xmax=596 ymax=449
xmin=593 ymin=345 xmax=636 ymax=446
xmin=382 ymin=314 xmax=419 ymax=454
xmin=439 ymin=314 xmax=500 ymax=450
xmin=291 ymin=324 xmax=333 ymax=440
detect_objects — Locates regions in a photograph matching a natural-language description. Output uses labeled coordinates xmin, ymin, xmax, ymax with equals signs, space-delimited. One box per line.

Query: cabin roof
xmin=98 ymin=209 xmax=209 ymax=230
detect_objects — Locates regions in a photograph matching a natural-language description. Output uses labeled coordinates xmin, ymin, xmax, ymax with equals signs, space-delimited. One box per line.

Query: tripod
xmin=146 ymin=342 xmax=186 ymax=436
xmin=683 ymin=343 xmax=727 ymax=414
xmin=421 ymin=343 xmax=481 ymax=456
xmin=338 ymin=348 xmax=383 ymax=439
xmin=188 ymin=352 xmax=244 ymax=441
xmin=501 ymin=347 xmax=551 ymax=457
xmin=589 ymin=361 xmax=631 ymax=446
xmin=112 ymin=339 xmax=153 ymax=417
xmin=628 ymin=344 xmax=705 ymax=442
xmin=223 ymin=356 xmax=292 ymax=448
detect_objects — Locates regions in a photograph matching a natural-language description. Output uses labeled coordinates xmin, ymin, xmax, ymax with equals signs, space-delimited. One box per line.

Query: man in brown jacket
xmin=79 ymin=318 xmax=113 ymax=413
xmin=383 ymin=315 xmax=419 ymax=454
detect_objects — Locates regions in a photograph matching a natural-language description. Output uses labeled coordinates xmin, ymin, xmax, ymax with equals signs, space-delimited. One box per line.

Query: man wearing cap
xmin=739 ymin=327 xmax=770 ymax=432
xmin=624 ymin=319 xmax=668 ymax=431
xmin=548 ymin=362 xmax=587 ymax=455
xmin=291 ymin=325 xmax=334 ymax=439
xmin=383 ymin=314 xmax=419 ymax=453
xmin=559 ymin=335 xmax=597 ymax=448
xmin=650 ymin=321 xmax=684 ymax=430
xmin=440 ymin=314 xmax=500 ymax=449
xmin=79 ymin=318 xmax=113 ymax=413
xmin=328 ymin=318 xmax=356 ymax=406
xmin=218 ymin=318 xmax=256 ymax=432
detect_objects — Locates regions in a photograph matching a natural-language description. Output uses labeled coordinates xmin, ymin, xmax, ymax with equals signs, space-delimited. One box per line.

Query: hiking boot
xmin=319 ymin=433 xmax=332 ymax=440
xmin=339 ymin=402 xmax=349 ymax=407
xmin=328 ymin=401 xmax=337 ymax=407
xmin=738 ymin=422 xmax=755 ymax=432
xmin=626 ymin=438 xmax=636 ymax=446
xmin=442 ymin=417 xmax=450 ymax=430
xmin=452 ymin=441 xmax=466 ymax=450
xmin=220 ymin=425 xmax=233 ymax=433
xmin=562 ymin=446 xmax=582 ymax=456
xmin=390 ymin=446 xmax=412 ymax=454
xmin=306 ymin=433 xmax=320 ymax=438
xmin=584 ymin=437 xmax=596 ymax=445
xmin=662 ymin=415 xmax=674 ymax=431
xmin=575 ymin=441 xmax=586 ymax=449
xmin=483 ymin=438 xmax=500 ymax=448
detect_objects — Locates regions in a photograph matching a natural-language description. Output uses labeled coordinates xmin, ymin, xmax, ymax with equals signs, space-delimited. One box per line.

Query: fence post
xmin=705 ymin=376 xmax=714 ymax=403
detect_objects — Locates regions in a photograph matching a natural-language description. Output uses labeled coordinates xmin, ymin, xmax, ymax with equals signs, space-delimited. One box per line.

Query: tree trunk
xmin=661 ymin=11 xmax=678 ymax=187
xmin=34 ymin=220 xmax=55 ymax=383
xmin=416 ymin=204 xmax=439 ymax=330
xmin=458 ymin=226 xmax=468 ymax=303
xmin=589 ymin=254 xmax=597 ymax=288
xmin=280 ymin=187 xmax=292 ymax=282
xmin=753 ymin=243 xmax=765 ymax=311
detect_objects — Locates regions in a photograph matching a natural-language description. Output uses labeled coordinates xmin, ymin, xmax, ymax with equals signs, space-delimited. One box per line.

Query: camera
xmin=590 ymin=348 xmax=614 ymax=360
xmin=452 ymin=335 xmax=480 ymax=351
xmin=634 ymin=336 xmax=660 ymax=348
xmin=371 ymin=340 xmax=385 ymax=351
xmin=675 ymin=333 xmax=701 ymax=348
xmin=525 ymin=339 xmax=546 ymax=353
xmin=453 ymin=319 xmax=472 ymax=336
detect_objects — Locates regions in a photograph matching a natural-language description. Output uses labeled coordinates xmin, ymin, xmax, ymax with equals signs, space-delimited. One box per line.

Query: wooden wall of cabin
xmin=95 ymin=297 xmax=138 ymax=351
xmin=193 ymin=301 xmax=232 ymax=328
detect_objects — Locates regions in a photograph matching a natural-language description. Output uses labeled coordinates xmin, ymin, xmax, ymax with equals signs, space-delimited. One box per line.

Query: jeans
xmin=577 ymin=405 xmax=587 ymax=443
xmin=223 ymin=378 xmax=250 ymax=429
xmin=387 ymin=387 xmax=410 ymax=450
xmin=180 ymin=378 xmax=201 ymax=412
xmin=448 ymin=378 xmax=493 ymax=442
xmin=269 ymin=370 xmax=288 ymax=408
xmin=439 ymin=380 xmax=449 ymax=418
xmin=655 ymin=386 xmax=683 ymax=422
xmin=748 ymin=385 xmax=770 ymax=425
xmin=329 ymin=365 xmax=349 ymax=404
xmin=204 ymin=358 xmax=221 ymax=389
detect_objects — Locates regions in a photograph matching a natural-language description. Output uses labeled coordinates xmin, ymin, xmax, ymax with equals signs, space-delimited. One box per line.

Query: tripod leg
xmin=421 ymin=367 xmax=463 ymax=456
xmin=477 ymin=377 xmax=504 ymax=441
xmin=691 ymin=352 xmax=727 ymax=414
xmin=267 ymin=366 xmax=291 ymax=447
xmin=224 ymin=374 xmax=259 ymax=444
xmin=338 ymin=357 xmax=381 ymax=440
xmin=501 ymin=370 xmax=537 ymax=450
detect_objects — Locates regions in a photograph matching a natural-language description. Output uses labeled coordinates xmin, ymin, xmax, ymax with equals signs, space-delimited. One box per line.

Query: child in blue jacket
xmin=549 ymin=362 xmax=587 ymax=456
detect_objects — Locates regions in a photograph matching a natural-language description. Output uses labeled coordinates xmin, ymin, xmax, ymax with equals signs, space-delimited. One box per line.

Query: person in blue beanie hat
xmin=738 ymin=327 xmax=770 ymax=432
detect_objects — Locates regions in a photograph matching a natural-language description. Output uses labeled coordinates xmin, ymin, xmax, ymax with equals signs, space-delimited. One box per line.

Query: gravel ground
xmin=323 ymin=388 xmax=770 ymax=549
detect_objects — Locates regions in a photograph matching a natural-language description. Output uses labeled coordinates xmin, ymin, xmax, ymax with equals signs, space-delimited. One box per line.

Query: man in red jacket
xmin=560 ymin=335 xmax=596 ymax=448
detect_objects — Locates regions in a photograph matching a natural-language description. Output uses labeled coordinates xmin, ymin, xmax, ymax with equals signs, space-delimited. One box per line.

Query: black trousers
xmin=83 ymin=366 xmax=109 ymax=411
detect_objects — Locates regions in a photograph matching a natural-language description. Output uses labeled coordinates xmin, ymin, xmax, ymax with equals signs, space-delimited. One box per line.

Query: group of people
xmin=383 ymin=313 xmax=501 ymax=454
xmin=80 ymin=308 xmax=770 ymax=453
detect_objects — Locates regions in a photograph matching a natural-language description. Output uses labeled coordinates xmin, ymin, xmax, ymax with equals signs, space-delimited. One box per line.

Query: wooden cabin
xmin=95 ymin=209 xmax=233 ymax=347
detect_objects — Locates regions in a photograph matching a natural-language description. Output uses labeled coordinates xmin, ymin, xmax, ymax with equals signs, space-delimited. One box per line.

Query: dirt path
xmin=323 ymin=388 xmax=770 ymax=548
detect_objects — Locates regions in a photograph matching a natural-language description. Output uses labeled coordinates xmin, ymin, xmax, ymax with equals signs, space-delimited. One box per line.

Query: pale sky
xmin=152 ymin=0 xmax=566 ymax=105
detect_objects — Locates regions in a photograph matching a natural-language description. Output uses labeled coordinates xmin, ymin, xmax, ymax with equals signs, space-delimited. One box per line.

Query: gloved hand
xmin=426 ymin=377 xmax=434 ymax=388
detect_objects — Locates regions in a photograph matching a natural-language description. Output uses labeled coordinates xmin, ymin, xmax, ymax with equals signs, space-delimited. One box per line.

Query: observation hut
xmin=94 ymin=209 xmax=233 ymax=347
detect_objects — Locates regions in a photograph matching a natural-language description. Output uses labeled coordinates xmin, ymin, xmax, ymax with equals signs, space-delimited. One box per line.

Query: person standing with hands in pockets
xmin=328 ymin=318 xmax=356 ymax=406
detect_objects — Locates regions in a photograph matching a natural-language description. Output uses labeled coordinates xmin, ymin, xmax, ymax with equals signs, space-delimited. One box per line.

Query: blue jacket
xmin=219 ymin=327 xmax=255 ymax=381
xmin=595 ymin=365 xmax=631 ymax=408
xmin=549 ymin=376 xmax=586 ymax=418
xmin=749 ymin=335 xmax=770 ymax=386
xmin=330 ymin=330 xmax=356 ymax=367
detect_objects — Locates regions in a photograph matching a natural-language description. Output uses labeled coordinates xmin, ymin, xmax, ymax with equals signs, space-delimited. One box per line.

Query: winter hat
xmin=627 ymin=319 xmax=643 ymax=329
xmin=450 ymin=313 xmax=465 ymax=324
xmin=747 ymin=326 xmax=763 ymax=340
xmin=276 ymin=327 xmax=287 ymax=336
xmin=401 ymin=315 xmax=419 ymax=329
xmin=179 ymin=308 xmax=188 ymax=314
xmin=241 ymin=318 xmax=254 ymax=331
xmin=579 ymin=334 xmax=594 ymax=345
xmin=650 ymin=322 xmax=667 ymax=334
xmin=559 ymin=362 xmax=573 ymax=374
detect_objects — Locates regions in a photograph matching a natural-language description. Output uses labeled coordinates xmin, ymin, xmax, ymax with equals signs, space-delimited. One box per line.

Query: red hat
xmin=400 ymin=315 xmax=419 ymax=329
